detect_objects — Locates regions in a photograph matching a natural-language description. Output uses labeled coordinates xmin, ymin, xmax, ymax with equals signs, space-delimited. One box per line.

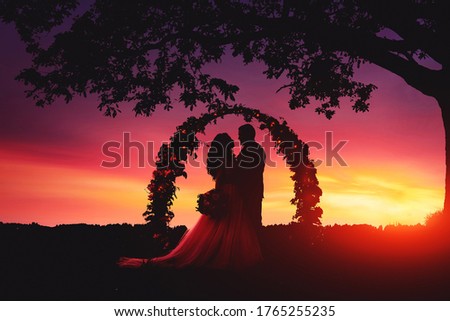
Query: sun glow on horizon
xmin=0 ymin=119 xmax=444 ymax=229
xmin=0 ymin=26 xmax=445 ymax=229
xmin=156 ymin=152 xmax=444 ymax=228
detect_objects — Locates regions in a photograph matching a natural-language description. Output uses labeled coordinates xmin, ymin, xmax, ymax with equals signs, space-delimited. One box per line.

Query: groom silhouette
xmin=237 ymin=124 xmax=266 ymax=229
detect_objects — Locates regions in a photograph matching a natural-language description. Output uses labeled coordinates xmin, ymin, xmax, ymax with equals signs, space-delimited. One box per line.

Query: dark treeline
xmin=0 ymin=220 xmax=449 ymax=300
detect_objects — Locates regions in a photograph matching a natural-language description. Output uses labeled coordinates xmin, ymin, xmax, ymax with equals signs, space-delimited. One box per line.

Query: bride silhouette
xmin=119 ymin=133 xmax=262 ymax=269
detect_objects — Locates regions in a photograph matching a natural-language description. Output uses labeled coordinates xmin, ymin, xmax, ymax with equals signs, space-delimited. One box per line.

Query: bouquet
xmin=196 ymin=189 xmax=228 ymax=218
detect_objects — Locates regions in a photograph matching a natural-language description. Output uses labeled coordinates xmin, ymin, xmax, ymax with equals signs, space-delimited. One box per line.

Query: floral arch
xmin=143 ymin=105 xmax=322 ymax=232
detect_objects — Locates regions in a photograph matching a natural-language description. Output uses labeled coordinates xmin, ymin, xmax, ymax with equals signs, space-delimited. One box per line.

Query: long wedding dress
xmin=119 ymin=167 xmax=262 ymax=270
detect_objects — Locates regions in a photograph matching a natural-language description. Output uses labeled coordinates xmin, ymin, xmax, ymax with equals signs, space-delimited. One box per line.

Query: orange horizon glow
xmin=0 ymin=26 xmax=445 ymax=228
xmin=0 ymin=109 xmax=444 ymax=228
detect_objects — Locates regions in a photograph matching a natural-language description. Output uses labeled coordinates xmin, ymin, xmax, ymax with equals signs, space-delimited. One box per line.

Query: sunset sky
xmin=0 ymin=22 xmax=445 ymax=228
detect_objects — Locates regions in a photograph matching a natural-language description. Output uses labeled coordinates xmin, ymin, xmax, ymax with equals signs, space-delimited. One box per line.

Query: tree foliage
xmin=2 ymin=0 xmax=448 ymax=116
xmin=0 ymin=0 xmax=388 ymax=118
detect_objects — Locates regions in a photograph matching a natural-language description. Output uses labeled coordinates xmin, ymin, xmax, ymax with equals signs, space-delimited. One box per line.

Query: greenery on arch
xmin=143 ymin=105 xmax=322 ymax=233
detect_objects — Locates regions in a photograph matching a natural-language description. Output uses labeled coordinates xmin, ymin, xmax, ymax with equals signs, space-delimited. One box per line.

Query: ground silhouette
xmin=0 ymin=220 xmax=449 ymax=300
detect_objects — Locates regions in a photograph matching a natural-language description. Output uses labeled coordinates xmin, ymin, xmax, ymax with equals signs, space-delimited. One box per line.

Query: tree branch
xmin=248 ymin=14 xmax=443 ymax=98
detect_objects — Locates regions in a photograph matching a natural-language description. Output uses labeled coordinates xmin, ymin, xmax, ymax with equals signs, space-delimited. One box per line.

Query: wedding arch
xmin=143 ymin=105 xmax=322 ymax=232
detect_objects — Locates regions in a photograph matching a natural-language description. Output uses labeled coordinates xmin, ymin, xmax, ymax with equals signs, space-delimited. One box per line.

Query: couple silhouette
xmin=119 ymin=124 xmax=266 ymax=269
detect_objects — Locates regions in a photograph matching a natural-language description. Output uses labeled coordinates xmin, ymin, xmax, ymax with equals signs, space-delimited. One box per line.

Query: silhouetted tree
xmin=1 ymin=0 xmax=450 ymax=216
